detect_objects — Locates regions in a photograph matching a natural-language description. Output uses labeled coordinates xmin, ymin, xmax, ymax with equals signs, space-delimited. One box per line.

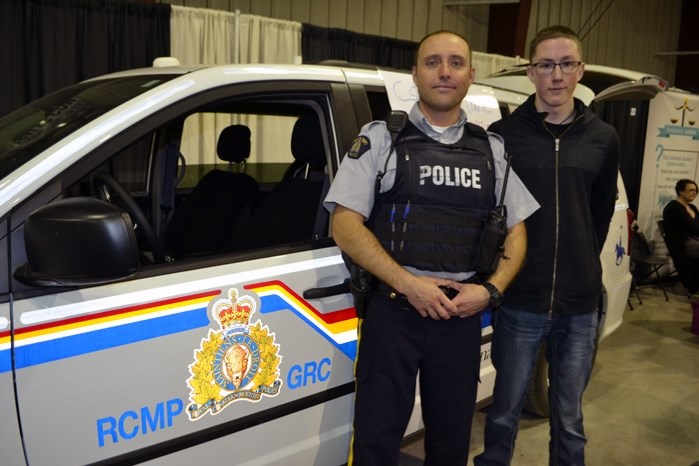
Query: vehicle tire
xmin=524 ymin=331 xmax=602 ymax=418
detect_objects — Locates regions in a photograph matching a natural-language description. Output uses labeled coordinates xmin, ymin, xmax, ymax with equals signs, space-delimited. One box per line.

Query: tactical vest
xmin=367 ymin=121 xmax=496 ymax=273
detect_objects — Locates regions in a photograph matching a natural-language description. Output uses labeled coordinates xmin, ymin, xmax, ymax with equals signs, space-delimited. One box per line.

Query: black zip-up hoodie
xmin=489 ymin=95 xmax=620 ymax=315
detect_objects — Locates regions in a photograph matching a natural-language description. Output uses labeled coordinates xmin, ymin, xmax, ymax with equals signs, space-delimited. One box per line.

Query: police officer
xmin=323 ymin=30 xmax=539 ymax=466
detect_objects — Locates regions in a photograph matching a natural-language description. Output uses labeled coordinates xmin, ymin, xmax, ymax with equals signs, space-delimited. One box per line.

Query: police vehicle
xmin=0 ymin=61 xmax=631 ymax=465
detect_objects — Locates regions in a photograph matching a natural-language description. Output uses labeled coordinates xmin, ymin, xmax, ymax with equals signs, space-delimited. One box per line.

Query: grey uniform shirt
xmin=324 ymin=103 xmax=540 ymax=280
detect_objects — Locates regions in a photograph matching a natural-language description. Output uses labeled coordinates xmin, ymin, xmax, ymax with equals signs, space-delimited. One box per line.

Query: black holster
xmin=343 ymin=253 xmax=376 ymax=319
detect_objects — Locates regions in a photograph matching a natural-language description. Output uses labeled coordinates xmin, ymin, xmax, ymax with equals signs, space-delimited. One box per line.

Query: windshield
xmin=0 ymin=75 xmax=176 ymax=179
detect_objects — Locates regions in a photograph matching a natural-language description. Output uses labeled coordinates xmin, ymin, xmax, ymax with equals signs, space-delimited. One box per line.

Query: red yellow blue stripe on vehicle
xmin=0 ymin=279 xmax=359 ymax=374
xmin=246 ymin=280 xmax=358 ymax=360
xmin=0 ymin=291 xmax=218 ymax=373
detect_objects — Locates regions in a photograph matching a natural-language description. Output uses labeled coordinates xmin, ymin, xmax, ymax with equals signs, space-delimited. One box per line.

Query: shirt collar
xmin=409 ymin=103 xmax=467 ymax=143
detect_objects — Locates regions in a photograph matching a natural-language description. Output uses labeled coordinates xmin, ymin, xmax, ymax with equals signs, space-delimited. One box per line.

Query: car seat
xmin=164 ymin=124 xmax=259 ymax=259
xmin=235 ymin=114 xmax=328 ymax=250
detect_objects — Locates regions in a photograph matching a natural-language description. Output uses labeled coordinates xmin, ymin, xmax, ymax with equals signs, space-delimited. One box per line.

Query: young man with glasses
xmin=474 ymin=25 xmax=620 ymax=466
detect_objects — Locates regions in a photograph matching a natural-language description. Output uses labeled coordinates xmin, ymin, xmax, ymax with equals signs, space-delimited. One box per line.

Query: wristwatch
xmin=483 ymin=282 xmax=503 ymax=309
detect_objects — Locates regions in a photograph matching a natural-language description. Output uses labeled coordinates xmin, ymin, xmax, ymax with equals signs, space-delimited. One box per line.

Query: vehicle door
xmin=0 ymin=219 xmax=25 ymax=465
xmin=4 ymin=79 xmax=365 ymax=465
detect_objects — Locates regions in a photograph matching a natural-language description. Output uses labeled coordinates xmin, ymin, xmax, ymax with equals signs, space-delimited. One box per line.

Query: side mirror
xmin=14 ymin=198 xmax=140 ymax=287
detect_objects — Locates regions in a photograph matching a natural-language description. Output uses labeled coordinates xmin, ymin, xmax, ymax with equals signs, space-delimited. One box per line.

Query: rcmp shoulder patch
xmin=347 ymin=136 xmax=371 ymax=159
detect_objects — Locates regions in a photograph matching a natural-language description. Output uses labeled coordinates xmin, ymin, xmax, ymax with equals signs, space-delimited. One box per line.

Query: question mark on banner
xmin=655 ymin=144 xmax=664 ymax=165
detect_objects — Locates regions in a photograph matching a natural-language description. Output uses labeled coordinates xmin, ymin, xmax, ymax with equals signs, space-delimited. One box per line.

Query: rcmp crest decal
xmin=187 ymin=288 xmax=282 ymax=420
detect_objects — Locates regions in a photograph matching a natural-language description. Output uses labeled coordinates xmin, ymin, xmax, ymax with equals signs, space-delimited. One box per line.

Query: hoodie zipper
xmin=543 ymin=113 xmax=584 ymax=319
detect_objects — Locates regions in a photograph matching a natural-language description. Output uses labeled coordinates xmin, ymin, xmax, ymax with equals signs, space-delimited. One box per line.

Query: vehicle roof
xmin=86 ymin=63 xmax=387 ymax=88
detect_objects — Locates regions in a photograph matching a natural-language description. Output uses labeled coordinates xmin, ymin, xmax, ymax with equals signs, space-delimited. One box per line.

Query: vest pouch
xmin=474 ymin=207 xmax=508 ymax=275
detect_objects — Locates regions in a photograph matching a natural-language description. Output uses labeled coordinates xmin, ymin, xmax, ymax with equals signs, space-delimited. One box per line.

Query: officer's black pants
xmin=348 ymin=292 xmax=481 ymax=466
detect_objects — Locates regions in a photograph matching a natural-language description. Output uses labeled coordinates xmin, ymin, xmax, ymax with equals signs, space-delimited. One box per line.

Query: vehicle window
xmin=66 ymin=97 xmax=332 ymax=265
xmin=167 ymin=103 xmax=330 ymax=259
xmin=0 ymin=76 xmax=175 ymax=180
xmin=179 ymin=113 xmax=298 ymax=188
xmin=366 ymin=91 xmax=391 ymax=121
xmin=67 ymin=135 xmax=152 ymax=198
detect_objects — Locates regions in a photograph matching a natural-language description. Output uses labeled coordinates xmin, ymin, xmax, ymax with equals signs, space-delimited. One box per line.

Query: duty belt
xmin=376 ymin=275 xmax=480 ymax=305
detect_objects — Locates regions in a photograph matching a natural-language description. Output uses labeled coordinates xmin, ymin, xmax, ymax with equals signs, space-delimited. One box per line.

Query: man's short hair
xmin=528 ymin=25 xmax=583 ymax=61
xmin=414 ymin=30 xmax=472 ymax=66
xmin=675 ymin=178 xmax=698 ymax=195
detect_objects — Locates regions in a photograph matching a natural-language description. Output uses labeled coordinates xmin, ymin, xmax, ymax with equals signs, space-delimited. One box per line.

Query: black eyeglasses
xmin=530 ymin=61 xmax=583 ymax=75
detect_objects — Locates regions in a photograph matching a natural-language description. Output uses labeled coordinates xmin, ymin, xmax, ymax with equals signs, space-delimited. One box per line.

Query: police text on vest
xmin=419 ymin=165 xmax=481 ymax=188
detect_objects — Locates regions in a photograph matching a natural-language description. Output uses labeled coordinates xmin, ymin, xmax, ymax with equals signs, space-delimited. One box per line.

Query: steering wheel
xmin=93 ymin=172 xmax=166 ymax=264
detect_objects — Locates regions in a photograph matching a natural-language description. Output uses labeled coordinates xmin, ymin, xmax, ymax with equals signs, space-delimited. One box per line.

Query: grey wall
xmin=159 ymin=0 xmax=681 ymax=84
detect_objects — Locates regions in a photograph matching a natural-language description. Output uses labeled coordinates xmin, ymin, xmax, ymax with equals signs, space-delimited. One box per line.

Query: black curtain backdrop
xmin=301 ymin=24 xmax=417 ymax=71
xmin=593 ymin=99 xmax=651 ymax=215
xmin=0 ymin=0 xmax=170 ymax=118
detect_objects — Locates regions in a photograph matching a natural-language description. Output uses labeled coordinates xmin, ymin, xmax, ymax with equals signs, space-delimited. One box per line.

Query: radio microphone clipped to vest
xmin=474 ymin=152 xmax=512 ymax=276
xmin=375 ymin=110 xmax=409 ymax=195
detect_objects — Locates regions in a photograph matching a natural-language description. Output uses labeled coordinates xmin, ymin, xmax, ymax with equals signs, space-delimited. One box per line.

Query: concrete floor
xmin=400 ymin=282 xmax=699 ymax=465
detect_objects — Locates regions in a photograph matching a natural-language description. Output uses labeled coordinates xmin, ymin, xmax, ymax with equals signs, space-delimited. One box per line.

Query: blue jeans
xmin=474 ymin=306 xmax=598 ymax=466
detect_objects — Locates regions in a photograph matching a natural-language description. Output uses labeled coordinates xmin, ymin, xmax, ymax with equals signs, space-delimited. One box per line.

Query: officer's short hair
xmin=414 ymin=30 xmax=472 ymax=66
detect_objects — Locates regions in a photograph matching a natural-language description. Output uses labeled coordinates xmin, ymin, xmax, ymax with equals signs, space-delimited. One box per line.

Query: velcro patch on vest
xmin=347 ymin=136 xmax=370 ymax=159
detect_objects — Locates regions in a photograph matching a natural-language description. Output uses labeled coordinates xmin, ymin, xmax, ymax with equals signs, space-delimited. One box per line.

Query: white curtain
xmin=170 ymin=7 xmax=301 ymax=65
xmin=170 ymin=6 xmax=238 ymax=66
xmin=169 ymin=6 xmax=302 ymax=173
xmin=238 ymin=14 xmax=301 ymax=64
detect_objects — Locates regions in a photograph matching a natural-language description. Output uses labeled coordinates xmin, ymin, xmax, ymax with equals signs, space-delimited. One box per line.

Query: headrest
xmin=217 ymin=125 xmax=251 ymax=164
xmin=291 ymin=115 xmax=326 ymax=166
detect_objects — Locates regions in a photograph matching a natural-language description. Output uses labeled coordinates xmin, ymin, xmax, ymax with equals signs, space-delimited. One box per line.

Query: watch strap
xmin=483 ymin=282 xmax=503 ymax=308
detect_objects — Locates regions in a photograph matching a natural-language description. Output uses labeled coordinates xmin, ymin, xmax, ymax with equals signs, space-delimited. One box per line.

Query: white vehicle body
xmin=0 ymin=62 xmax=630 ymax=465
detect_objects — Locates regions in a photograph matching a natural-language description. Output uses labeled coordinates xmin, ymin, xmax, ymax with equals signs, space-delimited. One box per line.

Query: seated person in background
xmin=662 ymin=178 xmax=699 ymax=294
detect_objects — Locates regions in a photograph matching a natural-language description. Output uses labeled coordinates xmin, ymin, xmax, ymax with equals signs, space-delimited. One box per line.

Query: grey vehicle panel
xmin=14 ymin=247 xmax=356 ymax=465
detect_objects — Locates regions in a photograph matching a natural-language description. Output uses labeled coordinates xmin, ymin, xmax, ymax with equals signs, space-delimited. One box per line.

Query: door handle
xmin=303 ymin=279 xmax=350 ymax=299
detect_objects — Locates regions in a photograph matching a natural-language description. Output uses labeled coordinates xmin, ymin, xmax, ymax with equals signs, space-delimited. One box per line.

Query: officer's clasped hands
xmin=401 ymin=275 xmax=457 ymax=320
xmin=400 ymin=276 xmax=488 ymax=320
xmin=448 ymin=282 xmax=490 ymax=317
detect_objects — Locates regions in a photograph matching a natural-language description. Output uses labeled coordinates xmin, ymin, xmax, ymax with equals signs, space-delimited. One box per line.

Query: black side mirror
xmin=14 ymin=198 xmax=140 ymax=287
